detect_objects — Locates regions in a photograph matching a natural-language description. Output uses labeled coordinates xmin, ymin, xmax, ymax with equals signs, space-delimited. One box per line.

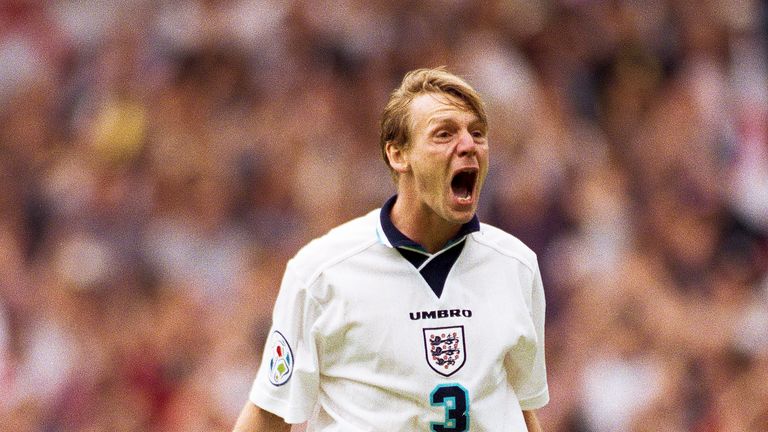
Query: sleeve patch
xmin=268 ymin=330 xmax=294 ymax=386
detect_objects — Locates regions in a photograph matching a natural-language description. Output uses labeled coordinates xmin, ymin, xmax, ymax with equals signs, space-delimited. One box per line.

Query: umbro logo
xmin=409 ymin=309 xmax=472 ymax=320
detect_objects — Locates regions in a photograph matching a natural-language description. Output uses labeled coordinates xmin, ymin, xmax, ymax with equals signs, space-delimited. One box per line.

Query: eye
xmin=471 ymin=129 xmax=486 ymax=140
xmin=434 ymin=130 xmax=452 ymax=140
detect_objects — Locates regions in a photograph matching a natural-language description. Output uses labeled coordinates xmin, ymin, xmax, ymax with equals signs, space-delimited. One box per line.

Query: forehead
xmin=408 ymin=92 xmax=479 ymax=130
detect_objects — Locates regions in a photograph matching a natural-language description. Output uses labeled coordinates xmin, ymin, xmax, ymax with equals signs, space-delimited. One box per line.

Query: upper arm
xmin=523 ymin=410 xmax=544 ymax=432
xmin=248 ymin=265 xmax=321 ymax=422
xmin=233 ymin=401 xmax=292 ymax=432
xmin=517 ymin=263 xmax=549 ymax=409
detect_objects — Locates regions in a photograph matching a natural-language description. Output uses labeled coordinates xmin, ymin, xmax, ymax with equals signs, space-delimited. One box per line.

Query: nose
xmin=456 ymin=129 xmax=476 ymax=157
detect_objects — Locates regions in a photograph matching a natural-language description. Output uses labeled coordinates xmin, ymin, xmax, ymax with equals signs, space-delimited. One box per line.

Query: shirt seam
xmin=249 ymin=385 xmax=310 ymax=424
xmin=518 ymin=387 xmax=550 ymax=410
xmin=469 ymin=232 xmax=537 ymax=277
xmin=300 ymin=238 xmax=381 ymax=306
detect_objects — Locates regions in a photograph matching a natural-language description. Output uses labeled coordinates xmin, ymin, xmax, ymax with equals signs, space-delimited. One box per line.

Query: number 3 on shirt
xmin=430 ymin=383 xmax=469 ymax=432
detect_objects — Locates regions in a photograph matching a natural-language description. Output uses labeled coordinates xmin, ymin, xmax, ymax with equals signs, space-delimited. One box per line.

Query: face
xmin=390 ymin=92 xmax=489 ymax=226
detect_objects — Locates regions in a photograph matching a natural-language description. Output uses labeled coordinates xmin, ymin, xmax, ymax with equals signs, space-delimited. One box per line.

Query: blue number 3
xmin=430 ymin=383 xmax=469 ymax=432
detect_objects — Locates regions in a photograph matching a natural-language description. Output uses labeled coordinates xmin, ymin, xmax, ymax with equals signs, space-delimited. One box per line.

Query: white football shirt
xmin=250 ymin=199 xmax=548 ymax=431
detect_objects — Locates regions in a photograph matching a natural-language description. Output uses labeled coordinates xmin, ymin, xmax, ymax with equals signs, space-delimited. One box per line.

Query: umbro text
xmin=409 ymin=309 xmax=472 ymax=320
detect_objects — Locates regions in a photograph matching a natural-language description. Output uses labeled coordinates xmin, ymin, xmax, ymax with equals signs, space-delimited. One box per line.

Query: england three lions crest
xmin=423 ymin=326 xmax=466 ymax=377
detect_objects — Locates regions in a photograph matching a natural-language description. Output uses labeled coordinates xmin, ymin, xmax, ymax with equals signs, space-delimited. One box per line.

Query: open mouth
xmin=450 ymin=169 xmax=478 ymax=203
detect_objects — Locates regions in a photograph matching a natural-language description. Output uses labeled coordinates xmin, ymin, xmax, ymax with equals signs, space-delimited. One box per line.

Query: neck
xmin=390 ymin=195 xmax=461 ymax=254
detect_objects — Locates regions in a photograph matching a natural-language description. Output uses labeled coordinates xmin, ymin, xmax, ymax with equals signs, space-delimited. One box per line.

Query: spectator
xmin=0 ymin=1 xmax=766 ymax=431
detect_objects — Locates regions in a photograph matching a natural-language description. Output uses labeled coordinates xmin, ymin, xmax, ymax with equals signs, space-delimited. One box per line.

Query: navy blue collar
xmin=379 ymin=195 xmax=480 ymax=254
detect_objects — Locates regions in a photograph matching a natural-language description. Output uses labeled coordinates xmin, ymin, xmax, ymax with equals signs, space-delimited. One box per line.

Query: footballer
xmin=233 ymin=67 xmax=548 ymax=431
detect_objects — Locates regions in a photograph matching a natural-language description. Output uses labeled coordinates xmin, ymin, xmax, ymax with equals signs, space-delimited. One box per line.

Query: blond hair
xmin=380 ymin=67 xmax=487 ymax=179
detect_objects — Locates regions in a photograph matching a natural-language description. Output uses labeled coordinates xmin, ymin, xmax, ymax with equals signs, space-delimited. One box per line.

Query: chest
xmin=311 ymin=245 xmax=536 ymax=381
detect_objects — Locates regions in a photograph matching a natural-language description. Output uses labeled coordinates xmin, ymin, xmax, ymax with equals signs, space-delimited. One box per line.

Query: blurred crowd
xmin=1 ymin=0 xmax=767 ymax=431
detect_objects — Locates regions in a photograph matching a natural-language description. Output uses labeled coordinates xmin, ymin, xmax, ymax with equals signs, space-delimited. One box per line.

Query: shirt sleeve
xmin=249 ymin=260 xmax=321 ymax=424
xmin=510 ymin=261 xmax=550 ymax=411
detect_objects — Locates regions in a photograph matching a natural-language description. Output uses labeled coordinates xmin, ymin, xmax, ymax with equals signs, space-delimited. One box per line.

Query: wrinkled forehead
xmin=408 ymin=92 xmax=483 ymax=130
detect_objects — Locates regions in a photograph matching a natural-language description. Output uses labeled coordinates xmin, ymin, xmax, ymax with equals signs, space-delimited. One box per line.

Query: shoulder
xmin=285 ymin=209 xmax=381 ymax=286
xmin=469 ymin=222 xmax=538 ymax=274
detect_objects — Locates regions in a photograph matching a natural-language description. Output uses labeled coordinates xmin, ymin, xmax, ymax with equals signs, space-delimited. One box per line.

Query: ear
xmin=385 ymin=141 xmax=410 ymax=174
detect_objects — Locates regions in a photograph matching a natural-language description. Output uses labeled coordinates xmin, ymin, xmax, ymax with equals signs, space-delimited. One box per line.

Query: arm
xmin=232 ymin=402 xmax=292 ymax=432
xmin=523 ymin=410 xmax=543 ymax=432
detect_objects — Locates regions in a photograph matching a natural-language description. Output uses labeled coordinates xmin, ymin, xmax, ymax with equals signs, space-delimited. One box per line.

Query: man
xmin=234 ymin=67 xmax=548 ymax=431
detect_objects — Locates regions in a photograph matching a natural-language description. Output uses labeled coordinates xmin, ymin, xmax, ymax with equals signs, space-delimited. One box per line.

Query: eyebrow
xmin=426 ymin=116 xmax=457 ymax=127
xmin=426 ymin=115 xmax=486 ymax=130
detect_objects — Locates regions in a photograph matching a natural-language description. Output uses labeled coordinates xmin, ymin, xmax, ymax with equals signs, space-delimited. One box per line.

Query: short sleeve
xmin=511 ymin=262 xmax=550 ymax=410
xmin=249 ymin=261 xmax=321 ymax=423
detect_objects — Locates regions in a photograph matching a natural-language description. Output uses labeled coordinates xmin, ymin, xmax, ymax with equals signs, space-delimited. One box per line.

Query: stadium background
xmin=1 ymin=1 xmax=767 ymax=431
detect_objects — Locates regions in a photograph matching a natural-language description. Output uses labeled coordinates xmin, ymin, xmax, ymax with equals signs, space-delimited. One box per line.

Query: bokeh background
xmin=1 ymin=1 xmax=767 ymax=431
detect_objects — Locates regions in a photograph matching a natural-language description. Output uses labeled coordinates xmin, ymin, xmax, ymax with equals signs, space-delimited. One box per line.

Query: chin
xmin=444 ymin=207 xmax=476 ymax=225
xmin=444 ymin=197 xmax=478 ymax=222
